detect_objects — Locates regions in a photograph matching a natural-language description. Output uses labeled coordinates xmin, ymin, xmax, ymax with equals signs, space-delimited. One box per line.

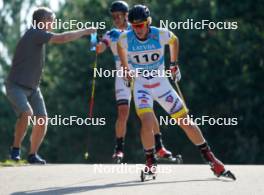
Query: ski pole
xmin=89 ymin=32 xmax=98 ymax=118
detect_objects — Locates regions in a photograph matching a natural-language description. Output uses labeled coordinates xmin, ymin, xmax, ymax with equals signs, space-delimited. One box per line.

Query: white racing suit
xmin=118 ymin=26 xmax=188 ymax=118
xmin=102 ymin=26 xmax=131 ymax=105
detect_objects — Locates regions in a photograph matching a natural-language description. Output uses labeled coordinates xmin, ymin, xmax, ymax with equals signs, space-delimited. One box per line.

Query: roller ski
xmin=156 ymin=147 xmax=183 ymax=164
xmin=210 ymin=159 xmax=236 ymax=180
xmin=201 ymin=147 xmax=236 ymax=180
xmin=140 ymin=154 xmax=157 ymax=182
xmin=112 ymin=137 xmax=125 ymax=164
xmin=112 ymin=150 xmax=124 ymax=164
xmin=140 ymin=168 xmax=157 ymax=182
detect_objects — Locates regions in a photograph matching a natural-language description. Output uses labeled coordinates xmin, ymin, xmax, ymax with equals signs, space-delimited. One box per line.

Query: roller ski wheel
xmin=171 ymin=154 xmax=183 ymax=164
xmin=140 ymin=170 xmax=146 ymax=182
xmin=140 ymin=169 xmax=157 ymax=182
xmin=157 ymin=154 xmax=183 ymax=164
xmin=112 ymin=150 xmax=124 ymax=164
xmin=141 ymin=154 xmax=157 ymax=182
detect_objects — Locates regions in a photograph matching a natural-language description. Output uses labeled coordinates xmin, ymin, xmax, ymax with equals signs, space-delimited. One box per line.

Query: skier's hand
xmin=107 ymin=29 xmax=120 ymax=41
xmin=170 ymin=64 xmax=181 ymax=82
xmin=96 ymin=42 xmax=105 ymax=54
xmin=123 ymin=75 xmax=132 ymax=87
xmin=124 ymin=80 xmax=131 ymax=87
xmin=122 ymin=67 xmax=133 ymax=87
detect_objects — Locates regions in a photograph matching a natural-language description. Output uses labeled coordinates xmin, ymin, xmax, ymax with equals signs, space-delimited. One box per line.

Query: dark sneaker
xmin=27 ymin=154 xmax=46 ymax=164
xmin=10 ymin=147 xmax=21 ymax=161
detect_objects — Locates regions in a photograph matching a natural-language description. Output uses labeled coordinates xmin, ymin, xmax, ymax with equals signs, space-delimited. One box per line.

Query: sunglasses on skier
xmin=131 ymin=21 xmax=148 ymax=29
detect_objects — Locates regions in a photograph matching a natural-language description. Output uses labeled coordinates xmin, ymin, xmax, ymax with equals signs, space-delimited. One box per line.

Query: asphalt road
xmin=0 ymin=164 xmax=263 ymax=195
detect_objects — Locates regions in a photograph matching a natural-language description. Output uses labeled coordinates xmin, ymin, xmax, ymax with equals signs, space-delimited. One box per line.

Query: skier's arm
xmin=117 ymin=42 xmax=132 ymax=84
xmin=169 ymin=34 xmax=179 ymax=63
xmin=117 ymin=42 xmax=129 ymax=70
xmin=168 ymin=33 xmax=181 ymax=82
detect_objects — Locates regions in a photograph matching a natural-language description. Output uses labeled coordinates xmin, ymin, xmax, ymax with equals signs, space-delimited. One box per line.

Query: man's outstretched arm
xmin=49 ymin=28 xmax=96 ymax=44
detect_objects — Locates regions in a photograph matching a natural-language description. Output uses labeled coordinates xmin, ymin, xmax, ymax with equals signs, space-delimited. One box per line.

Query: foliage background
xmin=0 ymin=0 xmax=263 ymax=164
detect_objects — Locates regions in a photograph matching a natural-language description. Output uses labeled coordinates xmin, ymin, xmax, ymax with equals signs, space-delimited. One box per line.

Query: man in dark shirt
xmin=5 ymin=7 xmax=96 ymax=164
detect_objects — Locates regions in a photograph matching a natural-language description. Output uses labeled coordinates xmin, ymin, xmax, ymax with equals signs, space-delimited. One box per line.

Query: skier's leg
xmin=177 ymin=115 xmax=225 ymax=176
xmin=155 ymin=78 xmax=226 ymax=176
xmin=112 ymin=77 xmax=131 ymax=161
xmin=151 ymin=112 xmax=173 ymax=158
xmin=134 ymin=80 xmax=157 ymax=173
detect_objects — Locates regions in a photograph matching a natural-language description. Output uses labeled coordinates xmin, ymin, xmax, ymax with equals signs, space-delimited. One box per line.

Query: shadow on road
xmin=12 ymin=177 xmax=234 ymax=195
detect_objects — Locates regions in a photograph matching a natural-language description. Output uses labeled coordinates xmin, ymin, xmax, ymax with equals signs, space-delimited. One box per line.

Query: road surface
xmin=0 ymin=164 xmax=263 ymax=195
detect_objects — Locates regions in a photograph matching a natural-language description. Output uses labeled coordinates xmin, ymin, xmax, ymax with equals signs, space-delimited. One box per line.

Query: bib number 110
xmin=133 ymin=53 xmax=160 ymax=64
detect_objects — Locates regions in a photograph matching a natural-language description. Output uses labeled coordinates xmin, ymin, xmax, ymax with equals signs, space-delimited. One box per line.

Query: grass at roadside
xmin=0 ymin=160 xmax=28 ymax=167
